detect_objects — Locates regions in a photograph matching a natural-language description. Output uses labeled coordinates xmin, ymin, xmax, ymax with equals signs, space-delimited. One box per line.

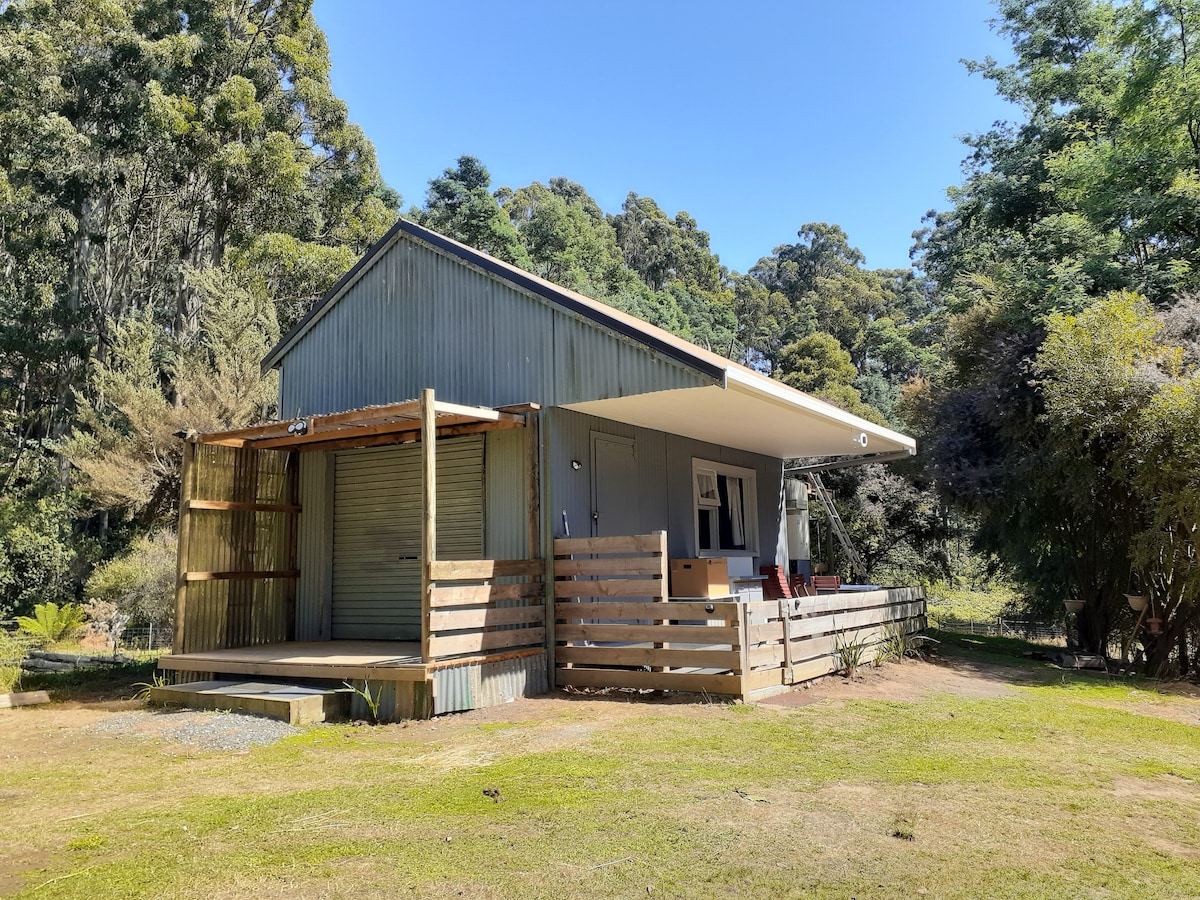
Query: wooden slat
xmin=555 ymin=600 xmax=740 ymax=621
xmin=554 ymin=558 xmax=666 ymax=577
xmin=743 ymin=666 xmax=786 ymax=692
xmin=556 ymin=645 xmax=741 ymax=670
xmin=555 ymin=668 xmax=743 ymax=696
xmin=174 ymin=440 xmax=195 ymax=653
xmin=554 ymin=579 xmax=666 ymax=599
xmin=429 ymin=605 xmax=545 ymax=631
xmin=157 ymin=657 xmax=431 ymax=682
xmin=556 ymin=623 xmax=739 ymax=644
xmin=430 ymin=583 xmax=544 ymax=608
xmin=184 ymin=570 xmax=299 ymax=582
xmin=749 ymin=644 xmax=785 ymax=668
xmin=187 ymin=500 xmax=301 ymax=513
xmin=553 ymin=533 xmax=666 ymax=556
xmin=428 ymin=627 xmax=545 ymax=658
xmin=784 ymin=601 xmax=927 ymax=640
xmin=0 ymin=690 xmax=50 ymax=709
xmin=428 ymin=559 xmax=544 ymax=580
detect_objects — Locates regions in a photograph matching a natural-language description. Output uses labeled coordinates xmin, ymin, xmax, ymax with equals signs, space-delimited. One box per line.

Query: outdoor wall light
xmin=852 ymin=432 xmax=868 ymax=448
xmin=287 ymin=419 xmax=309 ymax=435
xmin=571 ymin=459 xmax=583 ymax=470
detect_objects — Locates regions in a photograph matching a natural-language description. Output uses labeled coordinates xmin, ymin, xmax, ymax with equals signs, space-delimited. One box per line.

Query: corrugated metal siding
xmin=331 ymin=436 xmax=483 ymax=640
xmin=277 ymin=234 xmax=713 ymax=416
xmin=484 ymin=429 xmax=527 ymax=560
xmin=546 ymin=408 xmax=785 ymax=566
xmin=295 ymin=452 xmax=334 ymax=641
xmin=433 ymin=652 xmax=548 ymax=715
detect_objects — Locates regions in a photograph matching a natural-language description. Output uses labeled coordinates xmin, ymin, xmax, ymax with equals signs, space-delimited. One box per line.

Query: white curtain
xmin=727 ymin=476 xmax=745 ymax=546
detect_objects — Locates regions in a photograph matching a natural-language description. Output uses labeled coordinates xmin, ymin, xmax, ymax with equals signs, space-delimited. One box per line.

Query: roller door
xmin=331 ymin=436 xmax=483 ymax=640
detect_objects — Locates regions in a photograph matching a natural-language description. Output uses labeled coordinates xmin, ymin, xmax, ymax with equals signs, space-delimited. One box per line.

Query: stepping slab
xmin=0 ymin=690 xmax=51 ymax=709
xmin=149 ymin=681 xmax=348 ymax=725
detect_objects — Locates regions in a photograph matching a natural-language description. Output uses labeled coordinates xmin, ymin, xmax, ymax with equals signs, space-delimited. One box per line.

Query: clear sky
xmin=311 ymin=1 xmax=1019 ymax=275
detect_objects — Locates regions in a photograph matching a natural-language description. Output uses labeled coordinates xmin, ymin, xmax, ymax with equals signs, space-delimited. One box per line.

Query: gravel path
xmin=87 ymin=708 xmax=299 ymax=751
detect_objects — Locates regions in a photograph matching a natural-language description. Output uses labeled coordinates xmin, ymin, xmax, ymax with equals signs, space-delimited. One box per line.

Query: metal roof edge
xmin=261 ymin=218 xmax=728 ymax=384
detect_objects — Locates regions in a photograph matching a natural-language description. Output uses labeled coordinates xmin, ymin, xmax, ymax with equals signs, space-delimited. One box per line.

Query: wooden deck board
xmin=158 ymin=640 xmax=431 ymax=681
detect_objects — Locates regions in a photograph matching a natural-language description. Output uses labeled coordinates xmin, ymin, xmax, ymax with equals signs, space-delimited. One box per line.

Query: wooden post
xmin=738 ymin=602 xmax=752 ymax=702
xmin=652 ymin=530 xmax=669 ymax=672
xmin=420 ymin=388 xmax=437 ymax=664
xmin=780 ymin=598 xmax=795 ymax=684
xmin=284 ymin=451 xmax=300 ymax=642
xmin=525 ymin=411 xmax=541 ymax=560
xmin=174 ymin=439 xmax=197 ymax=654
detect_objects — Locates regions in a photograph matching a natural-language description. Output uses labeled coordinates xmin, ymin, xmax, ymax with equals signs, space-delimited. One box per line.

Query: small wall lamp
xmin=570 ymin=460 xmax=583 ymax=470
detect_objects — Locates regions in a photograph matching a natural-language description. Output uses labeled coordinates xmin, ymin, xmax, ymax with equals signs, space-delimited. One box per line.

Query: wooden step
xmin=148 ymin=681 xmax=348 ymax=725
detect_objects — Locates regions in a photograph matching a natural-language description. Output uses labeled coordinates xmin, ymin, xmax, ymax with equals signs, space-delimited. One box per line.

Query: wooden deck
xmin=158 ymin=640 xmax=430 ymax=682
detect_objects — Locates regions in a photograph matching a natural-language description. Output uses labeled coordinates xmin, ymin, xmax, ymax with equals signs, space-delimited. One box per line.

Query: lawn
xmin=1 ymin=631 xmax=1198 ymax=899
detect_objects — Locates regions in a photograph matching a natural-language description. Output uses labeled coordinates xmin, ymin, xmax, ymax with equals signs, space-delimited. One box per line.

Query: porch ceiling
xmin=193 ymin=399 xmax=538 ymax=452
xmin=563 ymin=374 xmax=916 ymax=459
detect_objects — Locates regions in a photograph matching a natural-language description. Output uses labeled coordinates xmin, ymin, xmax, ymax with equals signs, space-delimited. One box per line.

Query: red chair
xmin=811 ymin=575 xmax=841 ymax=594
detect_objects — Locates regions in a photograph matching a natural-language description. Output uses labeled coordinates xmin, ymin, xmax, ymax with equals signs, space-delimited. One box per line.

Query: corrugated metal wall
xmin=484 ymin=429 xmax=527 ymax=560
xmin=330 ymin=436 xmax=484 ymax=640
xmin=277 ymin=235 xmax=714 ymax=416
xmin=546 ymin=408 xmax=785 ymax=566
xmin=296 ymin=452 xmax=334 ymax=641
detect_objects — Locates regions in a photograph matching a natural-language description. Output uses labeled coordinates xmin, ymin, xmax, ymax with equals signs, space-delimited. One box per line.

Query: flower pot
xmin=1064 ymin=598 xmax=1085 ymax=614
xmin=1125 ymin=594 xmax=1148 ymax=612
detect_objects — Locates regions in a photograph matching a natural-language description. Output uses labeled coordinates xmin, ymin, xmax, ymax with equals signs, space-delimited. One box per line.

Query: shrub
xmin=877 ymin=624 xmax=938 ymax=663
xmin=85 ymin=531 xmax=176 ymax=629
xmin=0 ymin=630 xmax=29 ymax=693
xmin=16 ymin=602 xmax=87 ymax=644
xmin=0 ymin=494 xmax=78 ymax=620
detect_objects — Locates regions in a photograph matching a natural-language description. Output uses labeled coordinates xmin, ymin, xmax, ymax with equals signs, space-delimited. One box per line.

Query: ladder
xmin=806 ymin=472 xmax=867 ymax=580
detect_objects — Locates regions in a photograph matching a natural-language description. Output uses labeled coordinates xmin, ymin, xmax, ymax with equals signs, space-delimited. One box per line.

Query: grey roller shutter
xmin=331 ymin=436 xmax=483 ymax=640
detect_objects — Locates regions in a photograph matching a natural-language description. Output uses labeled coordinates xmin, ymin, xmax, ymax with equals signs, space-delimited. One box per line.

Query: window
xmin=692 ymin=459 xmax=757 ymax=554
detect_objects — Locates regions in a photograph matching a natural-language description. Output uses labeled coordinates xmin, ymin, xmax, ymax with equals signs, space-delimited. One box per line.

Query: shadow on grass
xmin=21 ymin=659 xmax=158 ymax=702
xmin=926 ymin=628 xmax=1165 ymax=693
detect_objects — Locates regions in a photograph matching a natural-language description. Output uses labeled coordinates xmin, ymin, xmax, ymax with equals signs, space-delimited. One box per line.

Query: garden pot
xmin=1125 ymin=594 xmax=1148 ymax=612
xmin=1063 ymin=598 xmax=1085 ymax=614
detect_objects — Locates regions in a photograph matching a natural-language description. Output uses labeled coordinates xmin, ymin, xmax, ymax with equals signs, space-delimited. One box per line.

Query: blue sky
xmin=311 ymin=1 xmax=1018 ymax=275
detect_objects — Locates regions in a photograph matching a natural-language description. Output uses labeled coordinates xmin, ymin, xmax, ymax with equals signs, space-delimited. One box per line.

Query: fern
xmin=15 ymin=602 xmax=86 ymax=644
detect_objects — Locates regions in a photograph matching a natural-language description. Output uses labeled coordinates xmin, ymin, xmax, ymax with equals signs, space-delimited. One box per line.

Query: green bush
xmin=0 ymin=630 xmax=30 ymax=693
xmin=85 ymin=531 xmax=176 ymax=629
xmin=924 ymin=582 xmax=1020 ymax=624
xmin=0 ymin=493 xmax=78 ymax=620
xmin=16 ymin=601 xmax=87 ymax=644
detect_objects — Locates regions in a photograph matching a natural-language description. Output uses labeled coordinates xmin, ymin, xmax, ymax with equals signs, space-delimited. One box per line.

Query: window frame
xmin=691 ymin=458 xmax=758 ymax=556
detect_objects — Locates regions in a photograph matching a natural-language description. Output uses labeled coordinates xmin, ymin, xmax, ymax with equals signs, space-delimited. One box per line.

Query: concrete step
xmin=149 ymin=680 xmax=349 ymax=725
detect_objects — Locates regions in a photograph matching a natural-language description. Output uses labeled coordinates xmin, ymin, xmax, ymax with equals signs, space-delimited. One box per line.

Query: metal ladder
xmin=807 ymin=472 xmax=867 ymax=580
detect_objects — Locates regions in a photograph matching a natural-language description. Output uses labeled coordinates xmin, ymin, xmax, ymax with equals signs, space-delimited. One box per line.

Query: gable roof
xmin=262 ymin=218 xmax=916 ymax=459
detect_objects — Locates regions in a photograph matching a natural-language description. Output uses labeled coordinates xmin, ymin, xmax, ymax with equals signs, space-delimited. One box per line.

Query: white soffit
xmin=563 ymin=374 xmax=916 ymax=460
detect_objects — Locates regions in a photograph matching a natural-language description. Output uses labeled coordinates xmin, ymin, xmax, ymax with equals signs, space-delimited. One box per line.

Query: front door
xmin=590 ymin=434 xmax=638 ymax=537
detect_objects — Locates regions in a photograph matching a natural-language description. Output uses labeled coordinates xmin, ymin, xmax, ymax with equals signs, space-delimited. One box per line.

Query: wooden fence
xmin=426 ymin=559 xmax=546 ymax=660
xmin=175 ymin=441 xmax=299 ymax=654
xmin=553 ymin=533 xmax=925 ymax=699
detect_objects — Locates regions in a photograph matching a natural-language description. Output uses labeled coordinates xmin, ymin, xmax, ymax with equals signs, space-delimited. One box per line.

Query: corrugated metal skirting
xmin=433 ymin=652 xmax=548 ymax=715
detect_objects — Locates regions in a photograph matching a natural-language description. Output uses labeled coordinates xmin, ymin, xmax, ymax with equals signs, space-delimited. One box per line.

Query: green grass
xmin=19 ymin=659 xmax=157 ymax=700
xmin=2 ymin=634 xmax=1199 ymax=898
xmin=925 ymin=582 xmax=1019 ymax=624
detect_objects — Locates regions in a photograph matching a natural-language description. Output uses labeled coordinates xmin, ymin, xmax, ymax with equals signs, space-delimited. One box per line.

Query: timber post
xmin=174 ymin=438 xmax=196 ymax=655
xmin=420 ymin=388 xmax=437 ymax=663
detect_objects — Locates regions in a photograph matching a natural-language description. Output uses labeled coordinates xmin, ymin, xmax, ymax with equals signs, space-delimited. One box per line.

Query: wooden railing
xmin=552 ymin=530 xmax=926 ymax=700
xmin=425 ymin=558 xmax=546 ymax=661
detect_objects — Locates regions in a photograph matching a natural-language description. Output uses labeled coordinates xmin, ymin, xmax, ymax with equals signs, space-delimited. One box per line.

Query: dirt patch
xmin=760 ymin=655 xmax=1023 ymax=708
xmin=1111 ymin=773 xmax=1199 ymax=804
xmin=0 ymin=848 xmax=51 ymax=896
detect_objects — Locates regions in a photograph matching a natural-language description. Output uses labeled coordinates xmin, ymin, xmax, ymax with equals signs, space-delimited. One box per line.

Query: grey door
xmin=331 ymin=436 xmax=483 ymax=640
xmin=590 ymin=434 xmax=638 ymax=538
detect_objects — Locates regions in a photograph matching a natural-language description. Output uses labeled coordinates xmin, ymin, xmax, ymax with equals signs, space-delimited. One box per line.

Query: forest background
xmin=2 ymin=0 xmax=1199 ymax=676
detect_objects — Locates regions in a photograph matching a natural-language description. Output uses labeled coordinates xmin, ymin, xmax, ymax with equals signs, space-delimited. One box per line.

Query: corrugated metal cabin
xmin=158 ymin=219 xmax=925 ymax=720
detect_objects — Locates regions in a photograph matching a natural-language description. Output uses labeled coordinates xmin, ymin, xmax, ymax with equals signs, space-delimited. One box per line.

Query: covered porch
xmin=159 ymin=389 xmax=549 ymax=719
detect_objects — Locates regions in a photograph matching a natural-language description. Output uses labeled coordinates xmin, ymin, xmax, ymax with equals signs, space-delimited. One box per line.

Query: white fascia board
xmin=724 ymin=366 xmax=917 ymax=454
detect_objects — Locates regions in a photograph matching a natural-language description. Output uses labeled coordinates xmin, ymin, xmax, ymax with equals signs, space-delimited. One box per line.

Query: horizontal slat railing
xmin=426 ymin=558 xmax=545 ymax=659
xmin=554 ymin=532 xmax=752 ymax=698
xmin=741 ymin=588 xmax=928 ymax=696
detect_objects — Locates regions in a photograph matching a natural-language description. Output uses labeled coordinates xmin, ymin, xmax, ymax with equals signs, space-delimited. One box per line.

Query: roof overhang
xmin=189 ymin=399 xmax=536 ymax=453
xmin=563 ymin=368 xmax=916 ymax=460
